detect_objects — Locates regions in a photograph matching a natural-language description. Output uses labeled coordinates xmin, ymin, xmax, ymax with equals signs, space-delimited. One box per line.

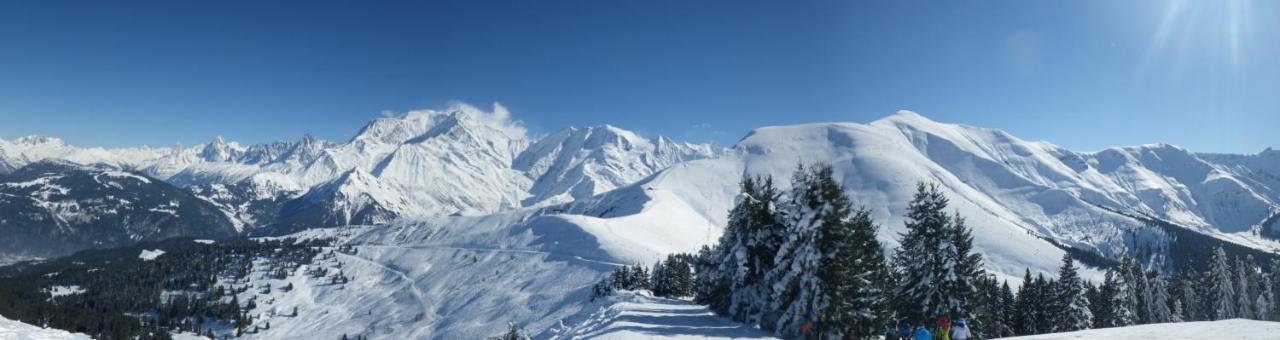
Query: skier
xmin=898 ymin=323 xmax=913 ymax=340
xmin=951 ymin=319 xmax=971 ymax=340
xmin=913 ymin=324 xmax=932 ymax=340
xmin=936 ymin=316 xmax=951 ymax=340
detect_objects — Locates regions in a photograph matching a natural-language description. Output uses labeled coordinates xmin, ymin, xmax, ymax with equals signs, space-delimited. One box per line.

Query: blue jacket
xmin=914 ymin=327 xmax=932 ymax=340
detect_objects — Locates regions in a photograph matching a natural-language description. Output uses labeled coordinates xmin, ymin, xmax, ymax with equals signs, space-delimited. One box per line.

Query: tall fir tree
xmin=1055 ymin=255 xmax=1092 ymax=332
xmin=765 ymin=164 xmax=888 ymax=338
xmin=697 ymin=175 xmax=783 ymax=323
xmin=1150 ymin=273 xmax=1172 ymax=323
xmin=1236 ymin=257 xmax=1254 ymax=320
xmin=892 ymin=183 xmax=951 ymax=324
xmin=999 ymin=281 xmax=1017 ymax=338
xmin=891 ymin=182 xmax=981 ymax=325
xmin=1105 ymin=264 xmax=1137 ymax=327
xmin=1132 ymin=263 xmax=1154 ymax=324
xmin=1207 ymin=247 xmax=1236 ymax=320
xmin=1013 ymin=269 xmax=1038 ymax=335
xmin=1259 ymin=273 xmax=1276 ymax=321
xmin=942 ymin=215 xmax=983 ymax=321
xmin=1175 ymin=264 xmax=1203 ymax=322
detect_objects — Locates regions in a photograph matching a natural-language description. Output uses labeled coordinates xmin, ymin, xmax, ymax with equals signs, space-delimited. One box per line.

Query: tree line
xmin=594 ymin=163 xmax=1280 ymax=339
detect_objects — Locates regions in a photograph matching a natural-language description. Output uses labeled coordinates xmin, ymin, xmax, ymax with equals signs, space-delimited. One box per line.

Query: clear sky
xmin=1 ymin=0 xmax=1276 ymax=153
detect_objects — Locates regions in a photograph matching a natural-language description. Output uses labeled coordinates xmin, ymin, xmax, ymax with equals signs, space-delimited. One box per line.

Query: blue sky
xmin=1 ymin=0 xmax=1276 ymax=153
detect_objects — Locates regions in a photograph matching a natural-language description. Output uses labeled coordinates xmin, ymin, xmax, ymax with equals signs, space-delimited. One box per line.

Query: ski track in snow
xmin=362 ymin=244 xmax=630 ymax=267
xmin=334 ymin=251 xmax=431 ymax=320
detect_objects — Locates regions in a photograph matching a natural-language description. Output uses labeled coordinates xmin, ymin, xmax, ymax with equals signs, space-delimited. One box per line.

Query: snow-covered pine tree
xmin=1235 ymin=257 xmax=1254 ymax=320
xmin=972 ymin=275 xmax=1008 ymax=339
xmin=1150 ymin=272 xmax=1172 ymax=323
xmin=1105 ymin=265 xmax=1137 ymax=327
xmin=631 ymin=265 xmax=650 ymax=290
xmin=1013 ymin=269 xmax=1038 ymax=335
xmin=650 ymin=260 xmax=669 ymax=296
xmin=1032 ymin=274 xmax=1054 ymax=334
xmin=999 ymin=281 xmax=1017 ymax=337
xmin=1271 ymin=259 xmax=1280 ymax=321
xmin=1259 ymin=274 xmax=1276 ymax=321
xmin=1177 ymin=265 xmax=1202 ymax=322
xmin=1132 ymin=263 xmax=1154 ymax=324
xmin=941 ymin=214 xmax=983 ymax=322
xmin=1207 ymin=247 xmax=1236 ymax=320
xmin=765 ymin=164 xmax=888 ymax=338
xmin=694 ymin=245 xmax=730 ymax=307
xmin=1055 ymin=255 xmax=1092 ymax=332
xmin=891 ymin=182 xmax=952 ymax=324
xmin=823 ymin=206 xmax=889 ymax=338
xmin=1089 ymin=278 xmax=1112 ymax=328
xmin=698 ymin=175 xmax=784 ymax=323
xmin=1172 ymin=299 xmax=1184 ymax=322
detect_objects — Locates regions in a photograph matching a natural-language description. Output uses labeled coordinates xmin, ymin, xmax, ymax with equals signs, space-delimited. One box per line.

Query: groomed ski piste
xmin=995 ymin=319 xmax=1280 ymax=339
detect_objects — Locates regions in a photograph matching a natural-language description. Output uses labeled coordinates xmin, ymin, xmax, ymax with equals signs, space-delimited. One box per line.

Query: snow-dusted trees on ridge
xmin=675 ymin=167 xmax=1280 ymax=338
xmin=696 ymin=164 xmax=890 ymax=339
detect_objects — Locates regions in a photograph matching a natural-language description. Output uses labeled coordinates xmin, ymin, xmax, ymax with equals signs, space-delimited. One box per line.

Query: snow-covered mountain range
xmin=2 ymin=105 xmax=1278 ymax=338
xmin=0 ymin=103 xmax=724 ymax=258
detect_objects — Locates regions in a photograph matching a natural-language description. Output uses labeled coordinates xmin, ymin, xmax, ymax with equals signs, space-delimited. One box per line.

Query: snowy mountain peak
xmin=351 ymin=102 xmax=526 ymax=146
xmin=11 ymin=135 xmax=65 ymax=146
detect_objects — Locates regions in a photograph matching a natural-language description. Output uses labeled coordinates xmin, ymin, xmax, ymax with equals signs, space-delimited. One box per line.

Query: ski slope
xmin=551 ymin=291 xmax=776 ymax=339
xmin=997 ymin=319 xmax=1280 ymax=339
xmin=0 ymin=315 xmax=90 ymax=340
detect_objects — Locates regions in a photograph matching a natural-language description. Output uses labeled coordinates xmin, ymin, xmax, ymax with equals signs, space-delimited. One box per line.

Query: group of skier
xmin=885 ymin=316 xmax=971 ymax=340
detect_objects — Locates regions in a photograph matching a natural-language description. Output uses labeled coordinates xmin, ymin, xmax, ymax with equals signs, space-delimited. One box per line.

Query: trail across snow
xmin=553 ymin=291 xmax=776 ymax=339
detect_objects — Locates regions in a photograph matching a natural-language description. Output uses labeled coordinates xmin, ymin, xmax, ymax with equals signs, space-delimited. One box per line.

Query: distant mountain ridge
xmin=0 ymin=106 xmax=1276 ymax=270
xmin=0 ymin=103 xmax=725 ymax=256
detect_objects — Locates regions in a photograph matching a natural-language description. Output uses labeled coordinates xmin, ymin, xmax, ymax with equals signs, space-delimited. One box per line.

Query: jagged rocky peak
xmin=198 ymin=136 xmax=244 ymax=162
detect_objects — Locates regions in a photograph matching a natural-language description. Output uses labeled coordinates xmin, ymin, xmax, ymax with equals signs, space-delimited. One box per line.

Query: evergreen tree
xmin=1090 ymin=276 xmax=1111 ymax=329
xmin=765 ymin=164 xmax=889 ymax=338
xmin=942 ymin=215 xmax=983 ymax=321
xmin=1150 ymin=273 xmax=1172 ymax=323
xmin=1105 ymin=264 xmax=1137 ymax=327
xmin=999 ymin=281 xmax=1017 ymax=338
xmin=1055 ymin=255 xmax=1092 ymax=331
xmin=1236 ymin=257 xmax=1254 ymax=320
xmin=1259 ymin=274 xmax=1275 ymax=321
xmin=1171 ymin=299 xmax=1184 ymax=322
xmin=1177 ymin=265 xmax=1203 ymax=322
xmin=1136 ymin=267 xmax=1155 ymax=324
xmin=892 ymin=182 xmax=980 ymax=324
xmin=1012 ymin=269 xmax=1038 ymax=335
xmin=1207 ymin=247 xmax=1236 ymax=320
xmin=697 ymin=176 xmax=783 ymax=324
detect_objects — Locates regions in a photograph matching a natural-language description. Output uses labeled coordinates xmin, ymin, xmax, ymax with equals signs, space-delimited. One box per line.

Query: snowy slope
xmin=228 ymin=176 xmax=729 ymax=339
xmin=996 ymin=319 xmax=1280 ymax=339
xmin=551 ymin=291 xmax=776 ymax=339
xmin=619 ymin=111 xmax=1280 ymax=281
xmin=0 ymin=314 xmax=91 ymax=340
xmin=515 ymin=125 xmax=723 ymax=207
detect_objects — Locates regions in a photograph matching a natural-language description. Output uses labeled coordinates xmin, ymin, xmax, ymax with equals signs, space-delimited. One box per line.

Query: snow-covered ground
xmin=997 ymin=319 xmax=1280 ymax=340
xmin=551 ymin=291 xmax=776 ymax=339
xmin=0 ymin=315 xmax=90 ymax=340
xmin=138 ymin=249 xmax=166 ymax=261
